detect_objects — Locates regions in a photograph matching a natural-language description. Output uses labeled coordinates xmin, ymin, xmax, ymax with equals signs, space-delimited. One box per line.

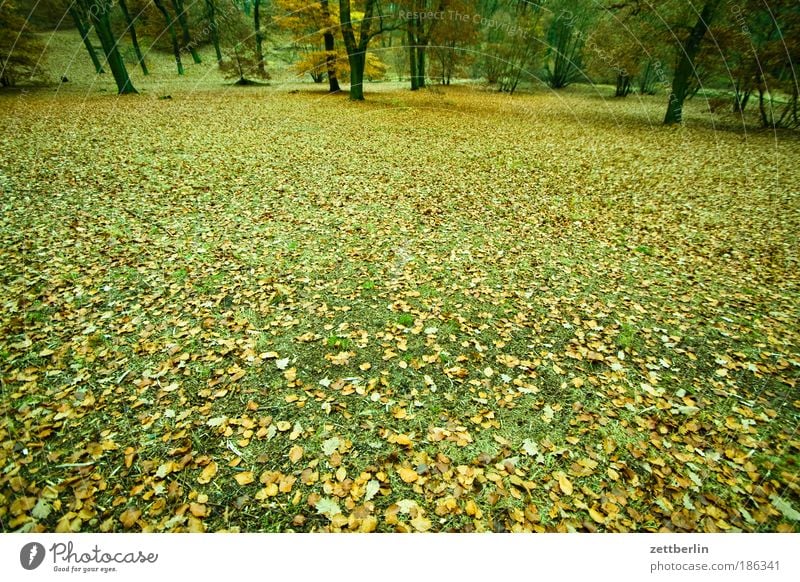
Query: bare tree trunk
xmin=320 ymin=0 xmax=340 ymax=92
xmin=170 ymin=0 xmax=202 ymax=64
xmin=153 ymin=0 xmax=184 ymax=75
xmin=119 ymin=0 xmax=148 ymax=75
xmin=69 ymin=5 xmax=104 ymax=74
xmin=254 ymin=0 xmax=265 ymax=76
xmin=205 ymin=0 xmax=223 ymax=63
xmin=664 ymin=0 xmax=720 ymax=124
xmin=83 ymin=0 xmax=137 ymax=94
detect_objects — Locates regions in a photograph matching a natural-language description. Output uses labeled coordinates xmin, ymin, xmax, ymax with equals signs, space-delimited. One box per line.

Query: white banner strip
xmin=2 ymin=533 xmax=797 ymax=581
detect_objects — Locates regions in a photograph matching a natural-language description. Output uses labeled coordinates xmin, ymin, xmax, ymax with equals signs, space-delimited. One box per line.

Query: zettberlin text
xmin=650 ymin=544 xmax=709 ymax=554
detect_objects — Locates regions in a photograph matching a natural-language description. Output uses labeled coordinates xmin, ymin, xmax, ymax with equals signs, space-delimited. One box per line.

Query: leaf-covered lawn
xmin=1 ymin=85 xmax=799 ymax=532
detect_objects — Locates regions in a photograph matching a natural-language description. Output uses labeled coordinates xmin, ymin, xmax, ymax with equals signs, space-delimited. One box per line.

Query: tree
xmin=254 ymin=0 xmax=266 ymax=76
xmin=79 ymin=0 xmax=137 ymax=93
xmin=67 ymin=2 xmax=105 ymax=75
xmin=428 ymin=0 xmax=479 ymax=85
xmin=663 ymin=0 xmax=721 ymax=124
xmin=170 ymin=0 xmax=202 ymax=64
xmin=152 ymin=0 xmax=185 ymax=75
xmin=713 ymin=0 xmax=799 ymax=127
xmin=218 ymin=2 xmax=271 ymax=84
xmin=544 ymin=0 xmax=594 ymax=90
xmin=479 ymin=1 xmax=545 ymax=94
xmin=338 ymin=0 xmax=397 ymax=100
xmin=276 ymin=0 xmax=341 ymax=90
xmin=320 ymin=0 xmax=341 ymax=92
xmin=583 ymin=4 xmax=666 ymax=97
xmin=205 ymin=0 xmax=224 ymax=63
xmin=0 ymin=2 xmax=46 ymax=87
xmin=118 ymin=0 xmax=148 ymax=75
xmin=403 ymin=0 xmax=444 ymax=90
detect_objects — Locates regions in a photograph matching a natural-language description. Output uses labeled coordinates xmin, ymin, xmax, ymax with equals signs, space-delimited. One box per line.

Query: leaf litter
xmin=0 ymin=86 xmax=798 ymax=532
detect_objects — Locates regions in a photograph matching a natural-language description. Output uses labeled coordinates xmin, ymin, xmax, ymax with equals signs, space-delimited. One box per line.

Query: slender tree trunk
xmin=408 ymin=29 xmax=418 ymax=90
xmin=118 ymin=0 xmax=148 ymax=75
xmin=254 ymin=0 xmax=265 ymax=75
xmin=86 ymin=1 xmax=137 ymax=94
xmin=615 ymin=72 xmax=630 ymax=97
xmin=69 ymin=6 xmax=104 ymax=74
xmin=758 ymin=84 xmax=770 ymax=127
xmin=320 ymin=0 xmax=340 ymax=92
xmin=205 ymin=0 xmax=223 ymax=63
xmin=664 ymin=0 xmax=720 ymax=124
xmin=153 ymin=0 xmax=184 ymax=75
xmin=416 ymin=45 xmax=426 ymax=88
xmin=171 ymin=0 xmax=201 ymax=64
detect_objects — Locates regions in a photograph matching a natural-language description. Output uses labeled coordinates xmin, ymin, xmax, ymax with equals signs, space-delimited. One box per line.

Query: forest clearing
xmin=1 ymin=0 xmax=799 ymax=535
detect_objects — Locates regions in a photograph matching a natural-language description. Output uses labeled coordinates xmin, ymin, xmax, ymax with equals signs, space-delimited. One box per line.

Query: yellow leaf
xmin=389 ymin=433 xmax=413 ymax=446
xmin=359 ymin=362 xmax=372 ymax=371
xmin=588 ymin=507 xmax=605 ymax=524
xmin=197 ymin=461 xmax=218 ymax=484
xmin=119 ymin=508 xmax=141 ymax=529
xmin=187 ymin=516 xmax=205 ymax=533
xmin=360 ymin=515 xmax=378 ymax=533
xmin=465 ymin=499 xmax=483 ymax=519
xmin=410 ymin=515 xmax=432 ymax=532
xmin=288 ymin=445 xmax=304 ymax=463
xmin=255 ymin=483 xmax=279 ymax=499
xmin=397 ymin=467 xmax=418 ymax=483
xmin=556 ymin=472 xmax=573 ymax=496
xmin=189 ymin=503 xmax=207 ymax=518
xmin=234 ymin=471 xmax=255 ymax=486
xmin=276 ymin=421 xmax=291 ymax=431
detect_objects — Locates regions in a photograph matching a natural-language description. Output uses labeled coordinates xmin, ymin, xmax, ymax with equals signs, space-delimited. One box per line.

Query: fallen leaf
xmin=398 ymin=467 xmax=419 ymax=483
xmin=234 ymin=472 xmax=255 ymax=486
xmin=197 ymin=461 xmax=218 ymax=484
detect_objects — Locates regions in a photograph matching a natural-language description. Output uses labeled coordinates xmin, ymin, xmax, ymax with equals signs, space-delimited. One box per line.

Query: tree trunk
xmin=758 ymin=84 xmax=770 ymax=127
xmin=348 ymin=51 xmax=366 ymax=101
xmin=416 ymin=45 xmax=426 ymax=88
xmin=171 ymin=0 xmax=201 ymax=64
xmin=118 ymin=0 xmax=148 ymax=75
xmin=664 ymin=0 xmax=720 ymax=124
xmin=320 ymin=0 xmax=340 ymax=92
xmin=153 ymin=0 xmax=184 ymax=75
xmin=205 ymin=0 xmax=223 ymax=63
xmin=87 ymin=1 xmax=137 ymax=94
xmin=615 ymin=72 xmax=631 ymax=97
xmin=408 ymin=29 xmax=418 ymax=90
xmin=339 ymin=0 xmax=377 ymax=100
xmin=254 ymin=0 xmax=265 ymax=76
xmin=69 ymin=6 xmax=104 ymax=74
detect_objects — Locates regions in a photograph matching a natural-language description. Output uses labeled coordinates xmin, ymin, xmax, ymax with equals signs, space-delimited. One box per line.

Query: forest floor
xmin=1 ymin=70 xmax=799 ymax=532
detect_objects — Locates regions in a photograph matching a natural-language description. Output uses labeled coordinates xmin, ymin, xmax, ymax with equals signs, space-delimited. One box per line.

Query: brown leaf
xmin=119 ymin=508 xmax=141 ymax=529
